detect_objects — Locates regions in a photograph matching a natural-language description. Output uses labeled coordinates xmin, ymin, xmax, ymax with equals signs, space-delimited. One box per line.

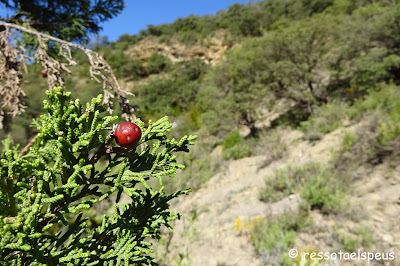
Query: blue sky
xmin=0 ymin=1 xmax=260 ymax=42
xmin=100 ymin=0 xmax=257 ymax=41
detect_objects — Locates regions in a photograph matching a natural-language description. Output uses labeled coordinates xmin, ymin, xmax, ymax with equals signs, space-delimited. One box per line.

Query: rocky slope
xmin=155 ymin=123 xmax=400 ymax=266
xmin=117 ymin=24 xmax=400 ymax=266
xmin=125 ymin=30 xmax=230 ymax=66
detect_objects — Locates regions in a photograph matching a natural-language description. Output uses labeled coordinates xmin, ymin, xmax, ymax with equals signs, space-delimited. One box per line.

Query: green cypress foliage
xmin=0 ymin=87 xmax=196 ymax=265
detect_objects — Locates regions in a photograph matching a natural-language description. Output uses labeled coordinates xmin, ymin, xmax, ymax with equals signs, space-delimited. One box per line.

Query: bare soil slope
xmin=154 ymin=123 xmax=400 ymax=265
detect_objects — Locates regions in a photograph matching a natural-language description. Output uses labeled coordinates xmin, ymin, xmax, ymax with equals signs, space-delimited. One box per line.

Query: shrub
xmin=338 ymin=225 xmax=374 ymax=252
xmin=222 ymin=131 xmax=242 ymax=150
xmin=146 ymin=53 xmax=171 ymax=74
xmin=245 ymin=207 xmax=310 ymax=265
xmin=300 ymin=101 xmax=354 ymax=141
xmin=0 ymin=88 xmax=196 ymax=265
xmin=222 ymin=131 xmax=253 ymax=160
xmin=342 ymin=130 xmax=358 ymax=148
xmin=260 ymin=163 xmax=346 ymax=213
xmin=102 ymin=48 xmax=147 ymax=79
xmin=260 ymin=163 xmax=320 ymax=202
xmin=363 ymin=86 xmax=400 ymax=147
xmin=300 ymin=170 xmax=345 ymax=213
xmin=176 ymin=59 xmax=208 ymax=81
xmin=335 ymin=85 xmax=400 ymax=165
xmin=120 ymin=59 xmax=148 ymax=78
xmin=222 ymin=143 xmax=253 ymax=160
xmin=255 ymin=128 xmax=287 ymax=167
xmin=259 ymin=167 xmax=300 ymax=202
xmin=135 ymin=60 xmax=207 ymax=121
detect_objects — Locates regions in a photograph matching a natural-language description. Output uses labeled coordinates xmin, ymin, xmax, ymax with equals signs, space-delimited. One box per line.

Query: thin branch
xmin=19 ymin=135 xmax=38 ymax=156
xmin=0 ymin=20 xmax=136 ymax=132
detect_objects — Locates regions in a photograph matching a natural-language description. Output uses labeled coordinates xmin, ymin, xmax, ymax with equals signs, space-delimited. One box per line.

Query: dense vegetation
xmin=2 ymin=0 xmax=400 ymax=263
xmin=6 ymin=0 xmax=400 ymax=160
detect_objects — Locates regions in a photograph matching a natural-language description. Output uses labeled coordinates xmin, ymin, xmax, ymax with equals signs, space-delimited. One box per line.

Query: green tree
xmin=198 ymin=16 xmax=334 ymax=137
xmin=218 ymin=3 xmax=263 ymax=36
xmin=197 ymin=42 xmax=268 ymax=137
xmin=328 ymin=2 xmax=400 ymax=91
xmin=263 ymin=17 xmax=333 ymax=110
xmin=146 ymin=53 xmax=170 ymax=75
xmin=0 ymin=0 xmax=124 ymax=42
xmin=286 ymin=0 xmax=334 ymax=19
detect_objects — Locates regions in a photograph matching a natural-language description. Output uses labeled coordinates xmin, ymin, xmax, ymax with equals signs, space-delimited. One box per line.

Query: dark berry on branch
xmin=41 ymin=69 xmax=47 ymax=78
xmin=114 ymin=122 xmax=141 ymax=148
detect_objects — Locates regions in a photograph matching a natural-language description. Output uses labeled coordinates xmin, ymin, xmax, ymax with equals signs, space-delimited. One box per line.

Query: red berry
xmin=41 ymin=69 xmax=47 ymax=78
xmin=114 ymin=122 xmax=141 ymax=148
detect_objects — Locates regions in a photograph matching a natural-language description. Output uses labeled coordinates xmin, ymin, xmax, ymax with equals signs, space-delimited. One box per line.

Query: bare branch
xmin=0 ymin=28 xmax=26 ymax=128
xmin=0 ymin=20 xmax=136 ymax=130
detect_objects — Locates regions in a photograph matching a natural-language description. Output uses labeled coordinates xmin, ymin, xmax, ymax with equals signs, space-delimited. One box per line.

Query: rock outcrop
xmin=126 ymin=31 xmax=231 ymax=66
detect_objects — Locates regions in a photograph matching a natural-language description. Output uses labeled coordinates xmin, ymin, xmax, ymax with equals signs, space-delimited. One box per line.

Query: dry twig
xmin=0 ymin=21 xmax=136 ymax=131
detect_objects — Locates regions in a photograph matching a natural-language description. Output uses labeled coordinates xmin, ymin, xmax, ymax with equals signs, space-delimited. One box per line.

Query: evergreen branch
xmin=0 ymin=88 xmax=196 ymax=265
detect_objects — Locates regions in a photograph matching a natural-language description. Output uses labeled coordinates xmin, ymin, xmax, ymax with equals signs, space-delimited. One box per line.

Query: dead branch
xmin=0 ymin=20 xmax=136 ymax=131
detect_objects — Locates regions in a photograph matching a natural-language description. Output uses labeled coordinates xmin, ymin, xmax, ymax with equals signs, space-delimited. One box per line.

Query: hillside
xmin=2 ymin=0 xmax=400 ymax=265
xmin=156 ymin=124 xmax=400 ymax=265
